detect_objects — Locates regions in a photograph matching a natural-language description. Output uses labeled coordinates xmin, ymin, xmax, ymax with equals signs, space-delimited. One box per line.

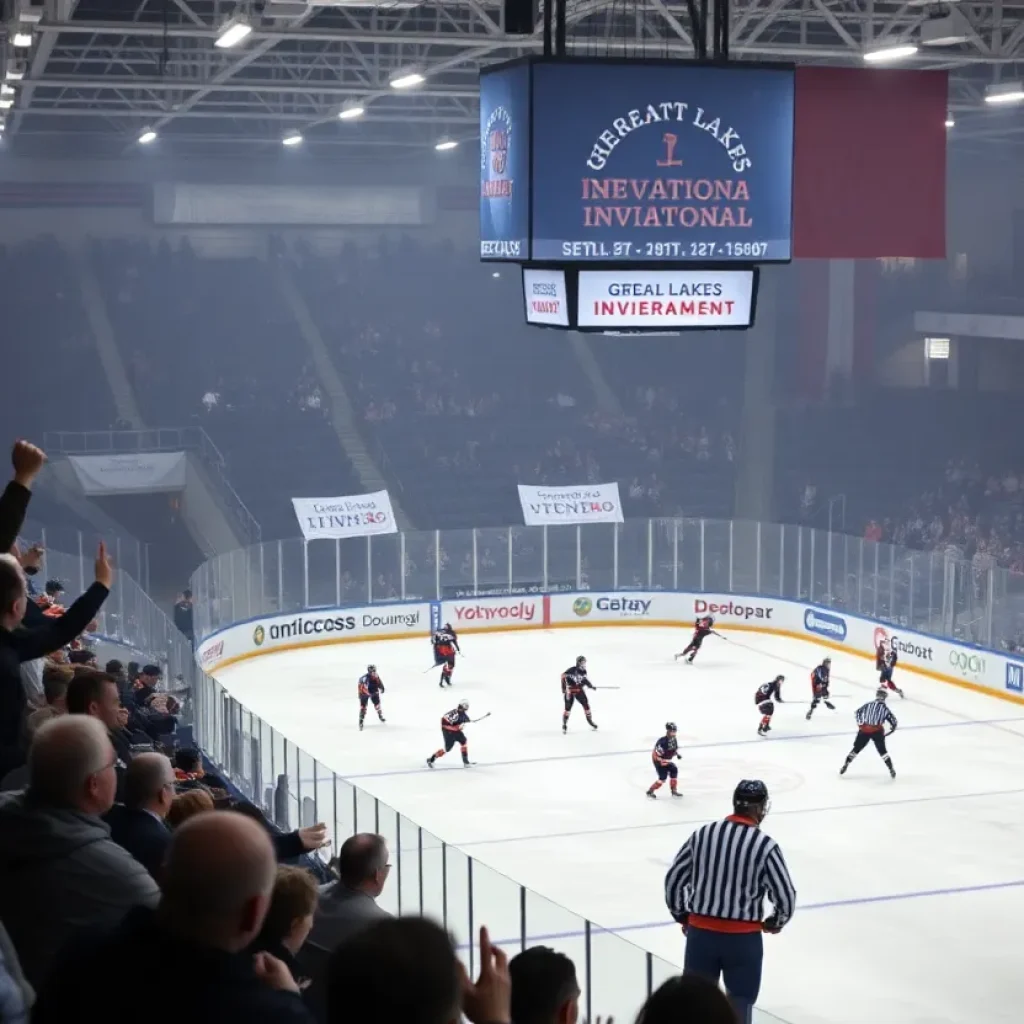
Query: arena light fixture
xmin=435 ymin=138 xmax=458 ymax=151
xmin=215 ymin=16 xmax=252 ymax=49
xmin=282 ymin=131 xmax=303 ymax=146
xmin=945 ymin=114 xmax=955 ymax=128
xmin=863 ymin=43 xmax=918 ymax=63
xmin=0 ymin=97 xmax=13 ymax=110
xmin=138 ymin=129 xmax=157 ymax=144
xmin=390 ymin=70 xmax=425 ymax=90
xmin=985 ymin=81 xmax=1024 ymax=105
xmin=4 ymin=69 xmax=22 ymax=82
xmin=12 ymin=32 xmax=33 ymax=48
xmin=338 ymin=101 xmax=365 ymax=121
xmin=0 ymin=84 xmax=14 ymax=97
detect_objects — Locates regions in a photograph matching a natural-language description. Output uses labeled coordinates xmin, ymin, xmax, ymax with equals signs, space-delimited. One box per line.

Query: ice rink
xmin=215 ymin=625 xmax=1024 ymax=1024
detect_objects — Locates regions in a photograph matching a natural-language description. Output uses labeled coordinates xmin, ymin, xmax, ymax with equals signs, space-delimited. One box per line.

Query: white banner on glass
xmin=517 ymin=482 xmax=624 ymax=526
xmin=292 ymin=491 xmax=398 ymax=541
xmin=69 ymin=453 xmax=187 ymax=494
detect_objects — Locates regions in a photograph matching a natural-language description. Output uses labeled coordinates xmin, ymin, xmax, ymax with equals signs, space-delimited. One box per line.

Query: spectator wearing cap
xmin=508 ymin=946 xmax=579 ymax=1024
xmin=664 ymin=779 xmax=796 ymax=1024
xmin=33 ymin=811 xmax=314 ymax=1024
xmin=0 ymin=528 xmax=113 ymax=777
xmin=0 ymin=716 xmax=159 ymax=988
xmin=106 ymin=752 xmax=176 ymax=880
xmin=133 ymin=663 xmax=162 ymax=706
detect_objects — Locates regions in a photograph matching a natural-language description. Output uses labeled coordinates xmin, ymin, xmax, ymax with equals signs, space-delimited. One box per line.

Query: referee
xmin=664 ymin=779 xmax=796 ymax=1024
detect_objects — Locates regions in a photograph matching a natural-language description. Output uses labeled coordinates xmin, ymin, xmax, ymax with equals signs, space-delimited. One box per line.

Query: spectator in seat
xmin=636 ymin=975 xmax=737 ymax=1024
xmin=304 ymin=833 xmax=391 ymax=1017
xmin=106 ymin=752 xmax=175 ymax=880
xmin=66 ymin=668 xmax=134 ymax=796
xmin=133 ymin=663 xmax=162 ymax=706
xmin=68 ymin=649 xmax=97 ymax=668
xmin=509 ymin=946 xmax=580 ymax=1024
xmin=33 ymin=811 xmax=314 ymax=1024
xmin=0 ymin=716 xmax=159 ymax=988
xmin=173 ymin=588 xmax=194 ymax=642
xmin=167 ymin=786 xmax=216 ymax=827
xmin=25 ymin=662 xmax=73 ymax=735
xmin=325 ymin=917 xmax=510 ymax=1024
xmin=254 ymin=865 xmax=320 ymax=986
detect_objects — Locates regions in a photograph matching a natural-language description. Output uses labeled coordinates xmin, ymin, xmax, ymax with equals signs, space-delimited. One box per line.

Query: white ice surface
xmin=215 ymin=627 xmax=1024 ymax=1024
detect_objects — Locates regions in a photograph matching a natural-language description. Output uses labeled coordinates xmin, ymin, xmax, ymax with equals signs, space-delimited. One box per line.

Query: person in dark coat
xmin=252 ymin=866 xmax=320 ymax=988
xmin=33 ymin=811 xmax=314 ymax=1024
xmin=106 ymin=752 xmax=176 ymax=880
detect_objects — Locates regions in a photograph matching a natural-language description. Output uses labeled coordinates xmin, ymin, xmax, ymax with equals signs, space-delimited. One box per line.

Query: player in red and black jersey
xmin=755 ymin=675 xmax=785 ymax=736
xmin=805 ymin=658 xmax=836 ymax=720
xmin=675 ymin=615 xmax=716 ymax=664
xmin=647 ymin=722 xmax=683 ymax=799
xmin=427 ymin=700 xmax=473 ymax=768
xmin=561 ymin=655 xmax=597 ymax=733
xmin=876 ymin=641 xmax=904 ymax=698
xmin=432 ymin=623 xmax=461 ymax=688
xmin=357 ymin=665 xmax=385 ymax=731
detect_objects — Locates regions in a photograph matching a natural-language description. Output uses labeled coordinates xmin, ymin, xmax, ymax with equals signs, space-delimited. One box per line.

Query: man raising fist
xmin=0 ymin=439 xmax=47 ymax=557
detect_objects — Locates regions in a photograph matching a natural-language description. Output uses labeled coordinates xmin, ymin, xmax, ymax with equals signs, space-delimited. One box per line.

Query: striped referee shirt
xmin=665 ymin=816 xmax=796 ymax=932
xmin=855 ymin=700 xmax=898 ymax=731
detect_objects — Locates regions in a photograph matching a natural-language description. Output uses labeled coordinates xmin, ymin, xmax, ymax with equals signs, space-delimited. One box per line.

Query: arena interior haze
xmin=1 ymin=1 xmax=1024 ymax=1022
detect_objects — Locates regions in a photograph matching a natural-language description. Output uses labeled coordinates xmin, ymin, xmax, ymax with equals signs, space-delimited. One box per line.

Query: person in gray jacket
xmin=0 ymin=715 xmax=160 ymax=988
xmin=303 ymin=833 xmax=391 ymax=1020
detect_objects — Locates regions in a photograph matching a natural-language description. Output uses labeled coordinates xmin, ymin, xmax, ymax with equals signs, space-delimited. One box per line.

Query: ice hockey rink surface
xmin=215 ymin=626 xmax=1024 ymax=1024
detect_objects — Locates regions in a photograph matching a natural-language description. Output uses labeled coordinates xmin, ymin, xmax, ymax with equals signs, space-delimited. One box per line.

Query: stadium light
xmin=282 ymin=131 xmax=303 ymax=146
xmin=138 ymin=129 xmax=157 ymax=144
xmin=0 ymin=85 xmax=14 ymax=97
xmin=985 ymin=82 xmax=1024 ymax=105
xmin=0 ymin=98 xmax=13 ymax=110
xmin=863 ymin=43 xmax=918 ymax=63
xmin=215 ymin=16 xmax=252 ymax=49
xmin=435 ymin=138 xmax=458 ymax=151
xmin=945 ymin=114 xmax=955 ymax=128
xmin=11 ymin=32 xmax=33 ymax=48
xmin=4 ymin=69 xmax=23 ymax=82
xmin=390 ymin=70 xmax=425 ymax=90
xmin=338 ymin=101 xmax=365 ymax=121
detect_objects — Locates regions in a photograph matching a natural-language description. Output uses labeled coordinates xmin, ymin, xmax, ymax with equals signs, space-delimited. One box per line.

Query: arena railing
xmin=190 ymin=518 xmax=1014 ymax=651
xmin=43 ymin=427 xmax=261 ymax=544
xmin=186 ymin=515 xmax=1024 ymax=1024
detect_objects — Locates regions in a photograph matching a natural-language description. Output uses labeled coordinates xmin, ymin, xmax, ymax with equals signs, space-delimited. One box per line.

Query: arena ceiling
xmin=2 ymin=0 xmax=1023 ymax=157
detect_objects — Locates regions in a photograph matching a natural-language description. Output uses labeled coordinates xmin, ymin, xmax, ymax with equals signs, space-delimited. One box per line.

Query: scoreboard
xmin=480 ymin=59 xmax=795 ymax=266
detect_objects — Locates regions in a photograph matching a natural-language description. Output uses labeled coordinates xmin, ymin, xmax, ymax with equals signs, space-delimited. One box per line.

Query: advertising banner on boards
xmin=517 ymin=483 xmax=624 ymax=526
xmin=291 ymin=491 xmax=398 ymax=541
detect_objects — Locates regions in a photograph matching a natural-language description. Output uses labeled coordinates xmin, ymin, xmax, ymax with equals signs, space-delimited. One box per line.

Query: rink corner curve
xmin=194 ymin=590 xmax=1024 ymax=707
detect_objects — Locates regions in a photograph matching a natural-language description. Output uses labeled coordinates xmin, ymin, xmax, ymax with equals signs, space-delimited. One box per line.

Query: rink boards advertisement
xmin=195 ymin=590 xmax=1024 ymax=703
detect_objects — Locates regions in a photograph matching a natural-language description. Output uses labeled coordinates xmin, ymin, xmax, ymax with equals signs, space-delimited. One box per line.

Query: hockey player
xmin=805 ymin=657 xmax=836 ymax=720
xmin=674 ymin=614 xmax=716 ymax=664
xmin=432 ymin=622 xmax=461 ymax=688
xmin=877 ymin=640 xmax=904 ymax=698
xmin=427 ymin=699 xmax=473 ymax=768
xmin=755 ymin=675 xmax=785 ymax=736
xmin=561 ymin=655 xmax=598 ymax=733
xmin=358 ymin=665 xmax=386 ymax=730
xmin=840 ymin=688 xmax=897 ymax=778
xmin=647 ymin=722 xmax=683 ymax=799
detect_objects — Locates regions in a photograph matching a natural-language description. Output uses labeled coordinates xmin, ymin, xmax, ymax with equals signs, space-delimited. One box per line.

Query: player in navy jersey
xmin=427 ymin=699 xmax=473 ymax=768
xmin=357 ymin=665 xmax=386 ymax=731
xmin=561 ymin=655 xmax=598 ymax=733
xmin=647 ymin=722 xmax=683 ymax=799
xmin=840 ymin=688 xmax=897 ymax=778
xmin=432 ymin=623 xmax=461 ymax=688
xmin=675 ymin=615 xmax=716 ymax=664
xmin=805 ymin=657 xmax=836 ymax=720
xmin=876 ymin=640 xmax=904 ymax=697
xmin=755 ymin=675 xmax=785 ymax=736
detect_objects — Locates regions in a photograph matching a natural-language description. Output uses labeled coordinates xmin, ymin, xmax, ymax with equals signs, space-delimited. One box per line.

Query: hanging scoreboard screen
xmin=481 ymin=59 xmax=794 ymax=264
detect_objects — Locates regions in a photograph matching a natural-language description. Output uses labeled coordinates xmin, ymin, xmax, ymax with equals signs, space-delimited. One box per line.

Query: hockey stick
xmin=471 ymin=713 xmax=491 ymax=723
xmin=593 ymin=686 xmax=621 ymax=690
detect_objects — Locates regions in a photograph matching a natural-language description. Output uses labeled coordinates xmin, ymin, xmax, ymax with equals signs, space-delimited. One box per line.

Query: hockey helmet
xmin=822 ymin=657 xmax=831 ymax=666
xmin=733 ymin=779 xmax=769 ymax=807
xmin=576 ymin=655 xmax=587 ymax=668
xmin=665 ymin=721 xmax=677 ymax=733
xmin=876 ymin=688 xmax=888 ymax=701
xmin=367 ymin=664 xmax=377 ymax=674
xmin=458 ymin=699 xmax=470 ymax=710
xmin=775 ymin=674 xmax=785 ymax=683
